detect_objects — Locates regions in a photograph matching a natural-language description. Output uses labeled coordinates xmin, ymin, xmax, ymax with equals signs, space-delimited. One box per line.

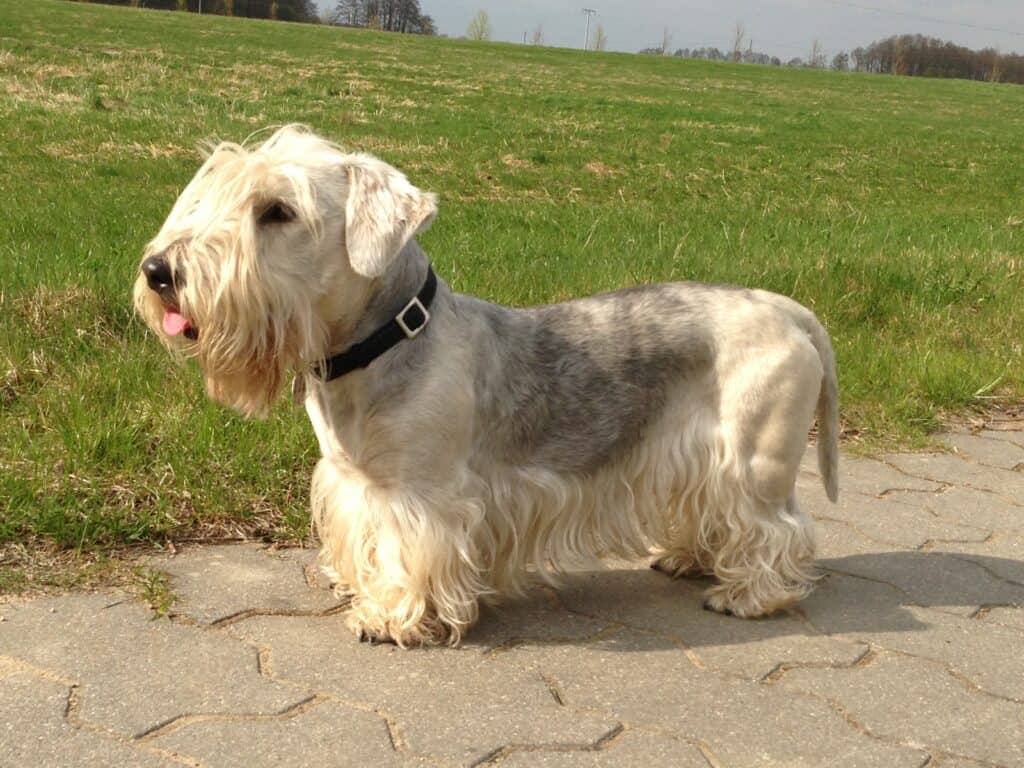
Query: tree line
xmin=70 ymin=0 xmax=319 ymax=22
xmin=644 ymin=28 xmax=1023 ymax=85
xmin=851 ymin=35 xmax=1023 ymax=84
xmin=330 ymin=0 xmax=435 ymax=35
xmin=68 ymin=0 xmax=438 ymax=34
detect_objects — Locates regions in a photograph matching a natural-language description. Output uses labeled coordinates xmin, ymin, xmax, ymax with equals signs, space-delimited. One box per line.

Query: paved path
xmin=2 ymin=431 xmax=1023 ymax=767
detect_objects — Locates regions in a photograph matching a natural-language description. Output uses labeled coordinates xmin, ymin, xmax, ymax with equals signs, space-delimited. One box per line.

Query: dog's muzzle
xmin=141 ymin=254 xmax=197 ymax=340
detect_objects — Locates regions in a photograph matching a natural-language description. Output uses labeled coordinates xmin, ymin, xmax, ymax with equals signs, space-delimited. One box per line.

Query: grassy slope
xmin=1 ymin=0 xmax=1022 ymax=567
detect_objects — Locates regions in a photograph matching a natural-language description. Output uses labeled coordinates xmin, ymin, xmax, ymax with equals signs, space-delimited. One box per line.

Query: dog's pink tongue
xmin=162 ymin=309 xmax=191 ymax=337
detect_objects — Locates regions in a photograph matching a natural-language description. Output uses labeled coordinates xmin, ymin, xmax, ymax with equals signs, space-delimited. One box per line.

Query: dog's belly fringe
xmin=311 ymin=399 xmax=726 ymax=610
xmin=473 ymin=405 xmax=726 ymax=595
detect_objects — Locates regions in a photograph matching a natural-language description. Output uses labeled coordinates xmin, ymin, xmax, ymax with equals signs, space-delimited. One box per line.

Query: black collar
xmin=315 ymin=266 xmax=438 ymax=382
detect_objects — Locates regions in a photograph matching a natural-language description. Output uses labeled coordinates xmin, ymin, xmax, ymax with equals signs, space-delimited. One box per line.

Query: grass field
xmin=1 ymin=0 xmax=1022 ymax=589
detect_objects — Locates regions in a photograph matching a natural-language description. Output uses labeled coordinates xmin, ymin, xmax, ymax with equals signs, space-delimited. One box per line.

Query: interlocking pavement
xmin=2 ymin=430 xmax=1022 ymax=767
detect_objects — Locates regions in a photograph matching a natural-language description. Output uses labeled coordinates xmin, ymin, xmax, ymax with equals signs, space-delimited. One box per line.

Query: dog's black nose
xmin=142 ymin=255 xmax=173 ymax=292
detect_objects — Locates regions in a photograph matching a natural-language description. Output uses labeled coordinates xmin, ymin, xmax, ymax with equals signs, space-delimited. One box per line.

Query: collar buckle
xmin=395 ymin=296 xmax=430 ymax=339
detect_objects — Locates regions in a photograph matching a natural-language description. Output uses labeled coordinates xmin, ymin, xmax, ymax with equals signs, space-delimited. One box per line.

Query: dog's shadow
xmin=467 ymin=552 xmax=1024 ymax=652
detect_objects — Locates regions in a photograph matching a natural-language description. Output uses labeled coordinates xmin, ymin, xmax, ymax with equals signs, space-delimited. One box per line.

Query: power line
xmin=825 ymin=0 xmax=1024 ymax=39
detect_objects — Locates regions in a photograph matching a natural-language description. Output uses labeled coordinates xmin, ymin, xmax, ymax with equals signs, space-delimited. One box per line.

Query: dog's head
xmin=133 ymin=125 xmax=437 ymax=416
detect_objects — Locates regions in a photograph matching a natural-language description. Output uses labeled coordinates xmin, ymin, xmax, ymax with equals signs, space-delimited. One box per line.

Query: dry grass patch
xmin=0 ymin=541 xmax=133 ymax=600
xmin=501 ymin=154 xmax=531 ymax=170
xmin=8 ymin=286 xmax=99 ymax=338
xmin=584 ymin=160 xmax=620 ymax=177
xmin=3 ymin=77 xmax=84 ymax=109
xmin=97 ymin=140 xmax=193 ymax=159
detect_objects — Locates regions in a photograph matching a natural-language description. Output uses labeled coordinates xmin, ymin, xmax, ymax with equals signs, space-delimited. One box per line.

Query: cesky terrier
xmin=134 ymin=125 xmax=839 ymax=647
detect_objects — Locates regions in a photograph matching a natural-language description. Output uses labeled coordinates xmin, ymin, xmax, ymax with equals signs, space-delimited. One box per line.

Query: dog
xmin=134 ymin=125 xmax=839 ymax=647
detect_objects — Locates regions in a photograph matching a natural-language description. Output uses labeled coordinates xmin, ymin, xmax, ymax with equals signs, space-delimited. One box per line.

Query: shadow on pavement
xmin=467 ymin=552 xmax=1023 ymax=651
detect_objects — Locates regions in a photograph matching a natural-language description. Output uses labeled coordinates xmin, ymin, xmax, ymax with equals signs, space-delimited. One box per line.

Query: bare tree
xmin=731 ymin=21 xmax=745 ymax=63
xmin=831 ymin=51 xmax=849 ymax=71
xmin=332 ymin=0 xmax=359 ymax=25
xmin=593 ymin=24 xmax=607 ymax=52
xmin=661 ymin=26 xmax=672 ymax=56
xmin=808 ymin=39 xmax=826 ymax=68
xmin=531 ymin=23 xmax=544 ymax=46
xmin=466 ymin=9 xmax=491 ymax=41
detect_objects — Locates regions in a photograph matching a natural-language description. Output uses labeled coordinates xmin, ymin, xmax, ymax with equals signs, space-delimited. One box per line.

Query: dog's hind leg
xmin=699 ymin=334 xmax=823 ymax=617
xmin=700 ymin=490 xmax=817 ymax=617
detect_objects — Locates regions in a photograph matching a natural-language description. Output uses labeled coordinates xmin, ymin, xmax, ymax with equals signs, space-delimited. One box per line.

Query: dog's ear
xmin=342 ymin=155 xmax=437 ymax=278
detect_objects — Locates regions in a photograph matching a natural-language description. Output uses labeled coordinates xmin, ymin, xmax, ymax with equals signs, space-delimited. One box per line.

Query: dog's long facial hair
xmin=133 ymin=126 xmax=435 ymax=417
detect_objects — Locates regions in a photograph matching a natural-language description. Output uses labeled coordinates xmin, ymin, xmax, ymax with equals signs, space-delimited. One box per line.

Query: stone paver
xmin=798 ymin=478 xmax=991 ymax=549
xmin=228 ymin=613 xmax=622 ymax=765
xmin=149 ymin=543 xmax=340 ymax=625
xmin=555 ymin=566 xmax=868 ymax=680
xmin=886 ymin=452 xmax=1024 ymax=504
xmin=0 ymin=670 xmax=177 ymax=768
xmin=149 ymin=697 xmax=417 ymax=767
xmin=513 ymin=630 xmax=927 ymax=767
xmin=920 ymin=486 xmax=1024 ymax=534
xmin=499 ymin=729 xmax=709 ymax=767
xmin=940 ymin=431 xmax=1024 ymax=470
xmin=806 ymin=454 xmax=947 ymax=496
xmin=0 ymin=593 xmax=308 ymax=738
xmin=2 ymin=434 xmax=1023 ymax=768
xmin=781 ymin=653 xmax=1024 ymax=766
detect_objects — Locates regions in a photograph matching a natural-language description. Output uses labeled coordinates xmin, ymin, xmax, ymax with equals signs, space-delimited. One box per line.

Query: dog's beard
xmin=133 ymin=258 xmax=322 ymax=418
xmin=189 ymin=290 xmax=313 ymax=418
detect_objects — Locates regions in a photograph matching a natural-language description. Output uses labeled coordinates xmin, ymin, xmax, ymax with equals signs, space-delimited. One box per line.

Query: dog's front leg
xmin=312 ymin=458 xmax=486 ymax=646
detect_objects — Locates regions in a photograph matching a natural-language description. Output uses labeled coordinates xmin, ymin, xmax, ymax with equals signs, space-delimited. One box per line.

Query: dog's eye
xmin=257 ymin=202 xmax=296 ymax=225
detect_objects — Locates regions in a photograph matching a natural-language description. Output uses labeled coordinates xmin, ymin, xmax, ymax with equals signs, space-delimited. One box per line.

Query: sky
xmin=317 ymin=1 xmax=1024 ymax=60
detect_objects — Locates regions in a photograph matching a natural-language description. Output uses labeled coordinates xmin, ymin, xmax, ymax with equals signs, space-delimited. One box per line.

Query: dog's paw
xmin=701 ymin=582 xmax=807 ymax=618
xmin=650 ymin=552 xmax=706 ymax=578
xmin=701 ymin=595 xmax=735 ymax=616
xmin=356 ymin=628 xmax=398 ymax=646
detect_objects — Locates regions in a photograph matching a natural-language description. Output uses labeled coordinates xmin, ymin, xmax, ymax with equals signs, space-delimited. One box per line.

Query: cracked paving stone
xmin=804 ymin=455 xmax=945 ymax=497
xmin=799 ymin=573 xmax=932 ymax=634
xmin=885 ymin=453 xmax=1024 ymax=504
xmin=939 ymin=432 xmax=1024 ymax=471
xmin=149 ymin=697 xmax=423 ymax=767
xmin=228 ymin=613 xmax=620 ymax=766
xmin=798 ymin=480 xmax=989 ymax=549
xmin=819 ymin=549 xmax=1024 ymax=617
xmin=0 ymin=593 xmax=309 ymax=737
xmin=781 ymin=652 xmax=1024 ymax=766
xmin=498 ymin=729 xmax=709 ymax=767
xmin=815 ymin=519 xmax=894 ymax=560
xmin=148 ymin=543 xmax=340 ymax=625
xmin=511 ymin=630 xmax=925 ymax=767
xmin=555 ymin=568 xmax=866 ymax=680
xmin=0 ymin=672 xmax=177 ymax=767
xmin=976 ymin=606 xmax=1024 ymax=631
xmin=918 ymin=486 xmax=1024 ymax=535
xmin=927 ymin=533 xmax=1024 ymax=585
xmin=468 ymin=585 xmax=613 ymax=651
xmin=801 ymin=576 xmax=1024 ymax=700
xmin=979 ymin=429 xmax=1024 ymax=448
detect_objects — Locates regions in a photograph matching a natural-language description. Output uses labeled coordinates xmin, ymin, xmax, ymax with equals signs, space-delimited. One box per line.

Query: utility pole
xmin=581 ymin=8 xmax=596 ymax=51
xmin=198 ymin=0 xmax=202 ymax=13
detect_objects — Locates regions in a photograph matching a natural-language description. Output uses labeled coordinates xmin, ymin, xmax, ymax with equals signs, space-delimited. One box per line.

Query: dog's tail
xmin=807 ymin=317 xmax=840 ymax=502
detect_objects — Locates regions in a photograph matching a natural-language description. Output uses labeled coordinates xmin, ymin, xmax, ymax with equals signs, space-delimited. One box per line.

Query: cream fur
xmin=135 ymin=125 xmax=839 ymax=647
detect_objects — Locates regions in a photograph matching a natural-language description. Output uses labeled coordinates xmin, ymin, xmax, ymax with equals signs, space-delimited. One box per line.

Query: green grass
xmin=1 ymin=0 xmax=1022 ymax=575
